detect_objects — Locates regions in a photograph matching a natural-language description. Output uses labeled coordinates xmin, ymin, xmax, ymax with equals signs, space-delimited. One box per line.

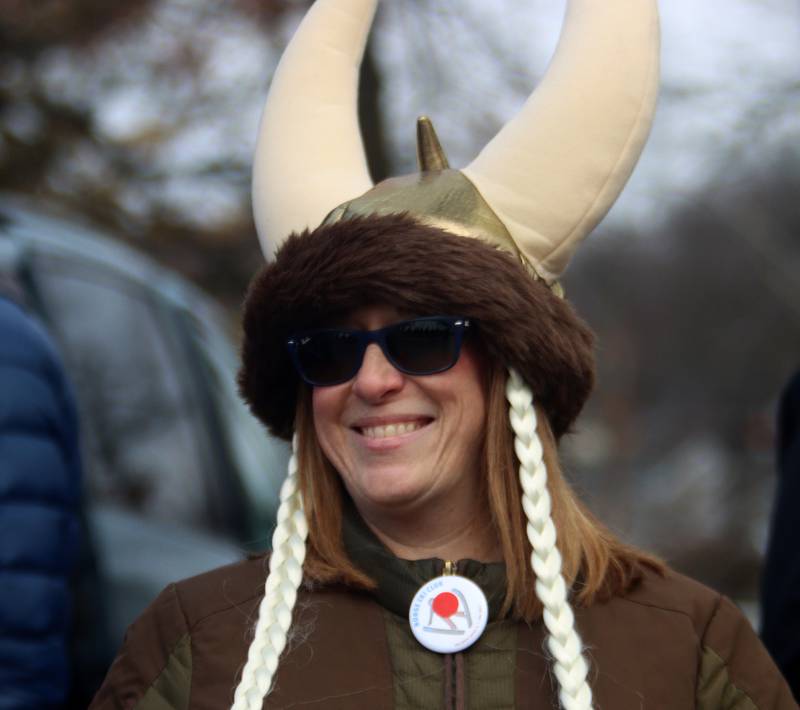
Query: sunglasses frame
xmin=286 ymin=316 xmax=472 ymax=387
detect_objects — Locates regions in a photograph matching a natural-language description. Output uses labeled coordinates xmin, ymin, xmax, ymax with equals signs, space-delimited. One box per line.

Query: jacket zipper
xmin=442 ymin=561 xmax=465 ymax=710
xmin=444 ymin=651 xmax=466 ymax=709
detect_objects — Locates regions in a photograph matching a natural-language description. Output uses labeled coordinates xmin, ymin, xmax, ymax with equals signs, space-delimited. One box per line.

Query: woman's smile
xmin=357 ymin=419 xmax=427 ymax=437
xmin=351 ymin=416 xmax=433 ymax=447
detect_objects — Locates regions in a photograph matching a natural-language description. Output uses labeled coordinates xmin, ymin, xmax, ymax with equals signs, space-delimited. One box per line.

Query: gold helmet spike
xmin=416 ymin=116 xmax=450 ymax=172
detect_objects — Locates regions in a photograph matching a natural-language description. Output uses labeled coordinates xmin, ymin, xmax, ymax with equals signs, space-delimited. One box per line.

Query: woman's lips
xmin=360 ymin=420 xmax=423 ymax=439
xmin=351 ymin=417 xmax=433 ymax=448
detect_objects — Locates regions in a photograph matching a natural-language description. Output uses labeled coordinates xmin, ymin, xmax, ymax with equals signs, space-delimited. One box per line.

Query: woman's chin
xmin=351 ymin=470 xmax=433 ymax=512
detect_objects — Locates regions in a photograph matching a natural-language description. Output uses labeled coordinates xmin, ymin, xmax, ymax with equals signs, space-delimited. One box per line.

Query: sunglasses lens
xmin=386 ymin=318 xmax=460 ymax=374
xmin=294 ymin=330 xmax=361 ymax=385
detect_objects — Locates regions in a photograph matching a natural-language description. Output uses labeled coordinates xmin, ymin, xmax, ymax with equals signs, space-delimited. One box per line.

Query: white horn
xmin=252 ymin=0 xmax=377 ymax=259
xmin=462 ymin=0 xmax=660 ymax=283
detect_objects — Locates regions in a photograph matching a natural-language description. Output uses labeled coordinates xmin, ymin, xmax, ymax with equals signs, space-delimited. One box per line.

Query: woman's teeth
xmin=361 ymin=421 xmax=423 ymax=439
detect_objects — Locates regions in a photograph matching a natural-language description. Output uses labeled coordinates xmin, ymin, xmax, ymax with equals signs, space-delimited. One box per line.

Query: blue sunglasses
xmin=286 ymin=316 xmax=471 ymax=386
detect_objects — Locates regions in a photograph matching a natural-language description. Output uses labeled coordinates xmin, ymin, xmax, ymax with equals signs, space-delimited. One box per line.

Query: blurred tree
xmin=0 ymin=2 xmax=155 ymax=53
xmin=562 ymin=152 xmax=800 ymax=598
xmin=0 ymin=0 xmax=387 ymax=312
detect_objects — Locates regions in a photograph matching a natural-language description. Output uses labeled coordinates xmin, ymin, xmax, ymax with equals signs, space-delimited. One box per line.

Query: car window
xmin=31 ymin=251 xmax=213 ymax=529
xmin=179 ymin=309 xmax=288 ymax=545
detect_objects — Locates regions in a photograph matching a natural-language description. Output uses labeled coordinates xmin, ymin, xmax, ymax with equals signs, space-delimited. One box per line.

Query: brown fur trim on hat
xmin=239 ymin=213 xmax=594 ymax=440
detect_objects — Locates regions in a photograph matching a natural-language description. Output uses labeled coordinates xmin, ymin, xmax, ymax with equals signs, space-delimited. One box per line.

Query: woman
xmin=91 ymin=0 xmax=796 ymax=708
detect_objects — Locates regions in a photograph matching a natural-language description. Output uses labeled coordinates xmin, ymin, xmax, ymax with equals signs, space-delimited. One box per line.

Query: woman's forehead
xmin=327 ymin=305 xmax=419 ymax=330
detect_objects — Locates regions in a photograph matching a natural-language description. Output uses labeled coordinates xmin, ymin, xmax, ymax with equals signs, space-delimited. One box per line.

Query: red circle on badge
xmin=432 ymin=591 xmax=459 ymax=618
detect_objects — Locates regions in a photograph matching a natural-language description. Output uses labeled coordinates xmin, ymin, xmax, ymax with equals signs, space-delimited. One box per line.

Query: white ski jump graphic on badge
xmin=409 ymin=572 xmax=488 ymax=653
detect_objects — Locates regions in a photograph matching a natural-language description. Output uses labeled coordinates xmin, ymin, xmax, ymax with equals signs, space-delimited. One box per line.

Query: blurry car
xmin=0 ymin=194 xmax=288 ymax=649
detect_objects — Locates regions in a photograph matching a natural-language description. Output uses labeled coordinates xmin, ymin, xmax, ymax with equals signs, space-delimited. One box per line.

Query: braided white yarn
xmin=505 ymin=368 xmax=593 ymax=710
xmin=230 ymin=435 xmax=308 ymax=710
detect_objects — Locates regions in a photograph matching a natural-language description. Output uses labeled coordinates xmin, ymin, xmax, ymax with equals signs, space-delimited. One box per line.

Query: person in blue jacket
xmin=0 ymin=290 xmax=83 ymax=709
xmin=763 ymin=369 xmax=800 ymax=700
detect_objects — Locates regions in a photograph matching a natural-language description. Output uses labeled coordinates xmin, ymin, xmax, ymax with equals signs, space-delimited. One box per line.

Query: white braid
xmin=230 ymin=435 xmax=308 ymax=710
xmin=505 ymin=368 xmax=594 ymax=710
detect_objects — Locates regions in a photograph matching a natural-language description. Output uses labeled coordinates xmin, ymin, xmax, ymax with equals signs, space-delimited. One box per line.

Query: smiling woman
xmin=89 ymin=0 xmax=796 ymax=709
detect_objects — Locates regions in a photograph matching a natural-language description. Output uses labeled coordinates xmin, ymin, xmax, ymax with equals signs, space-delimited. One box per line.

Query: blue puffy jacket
xmin=762 ymin=369 xmax=800 ymax=700
xmin=0 ymin=296 xmax=82 ymax=709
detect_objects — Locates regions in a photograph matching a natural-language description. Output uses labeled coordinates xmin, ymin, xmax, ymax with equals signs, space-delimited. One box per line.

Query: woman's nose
xmin=351 ymin=343 xmax=404 ymax=401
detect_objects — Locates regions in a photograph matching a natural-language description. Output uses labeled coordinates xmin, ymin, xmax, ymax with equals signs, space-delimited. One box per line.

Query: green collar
xmin=342 ymin=502 xmax=508 ymax=621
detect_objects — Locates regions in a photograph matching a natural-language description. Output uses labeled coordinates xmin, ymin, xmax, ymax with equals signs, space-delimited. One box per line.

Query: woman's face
xmin=312 ymin=306 xmax=487 ymax=518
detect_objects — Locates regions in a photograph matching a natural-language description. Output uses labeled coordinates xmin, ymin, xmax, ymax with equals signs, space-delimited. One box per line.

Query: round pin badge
xmin=408 ymin=574 xmax=489 ymax=653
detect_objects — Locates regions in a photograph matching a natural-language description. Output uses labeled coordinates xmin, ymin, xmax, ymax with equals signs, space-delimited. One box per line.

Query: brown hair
xmin=295 ymin=363 xmax=663 ymax=621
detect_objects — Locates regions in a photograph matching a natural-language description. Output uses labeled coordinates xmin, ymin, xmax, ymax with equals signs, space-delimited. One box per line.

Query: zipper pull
xmin=443 ymin=560 xmax=457 ymax=575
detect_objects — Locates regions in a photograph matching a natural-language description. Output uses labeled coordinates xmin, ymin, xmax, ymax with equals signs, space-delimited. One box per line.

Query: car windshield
xmin=179 ymin=308 xmax=287 ymax=545
xmin=25 ymin=239 xmax=285 ymax=544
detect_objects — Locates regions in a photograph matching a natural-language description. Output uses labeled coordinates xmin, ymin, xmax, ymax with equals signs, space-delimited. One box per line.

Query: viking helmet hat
xmin=234 ymin=1 xmax=659 ymax=708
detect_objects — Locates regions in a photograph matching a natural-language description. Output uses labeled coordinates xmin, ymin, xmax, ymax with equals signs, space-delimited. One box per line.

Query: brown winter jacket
xmin=90 ymin=546 xmax=796 ymax=710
